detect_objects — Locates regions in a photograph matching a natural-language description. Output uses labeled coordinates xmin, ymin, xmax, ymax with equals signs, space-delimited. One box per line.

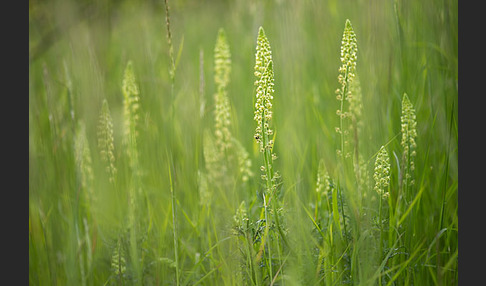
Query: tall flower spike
xmin=254 ymin=27 xmax=275 ymax=152
xmin=122 ymin=61 xmax=140 ymax=144
xmin=74 ymin=121 xmax=95 ymax=201
xmin=339 ymin=19 xmax=358 ymax=88
xmin=336 ymin=19 xmax=358 ymax=159
xmin=401 ymin=93 xmax=417 ymax=185
xmin=373 ymin=146 xmax=391 ymax=198
xmin=111 ymin=237 xmax=126 ymax=277
xmin=214 ymin=28 xmax=232 ymax=90
xmin=202 ymin=129 xmax=223 ymax=183
xmin=233 ymin=200 xmax=249 ymax=235
xmin=213 ymin=28 xmax=233 ymax=154
xmin=316 ymin=159 xmax=331 ymax=196
xmin=98 ymin=99 xmax=117 ymax=183
xmin=122 ymin=61 xmax=141 ymax=174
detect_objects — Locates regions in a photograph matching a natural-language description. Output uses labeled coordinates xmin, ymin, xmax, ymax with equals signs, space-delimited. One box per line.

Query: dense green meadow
xmin=29 ymin=0 xmax=458 ymax=285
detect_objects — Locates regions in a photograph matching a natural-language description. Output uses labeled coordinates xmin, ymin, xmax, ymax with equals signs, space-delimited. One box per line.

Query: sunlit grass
xmin=29 ymin=0 xmax=457 ymax=285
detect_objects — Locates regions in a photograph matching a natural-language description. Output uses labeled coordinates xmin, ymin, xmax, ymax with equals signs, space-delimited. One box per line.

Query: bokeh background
xmin=29 ymin=0 xmax=457 ymax=285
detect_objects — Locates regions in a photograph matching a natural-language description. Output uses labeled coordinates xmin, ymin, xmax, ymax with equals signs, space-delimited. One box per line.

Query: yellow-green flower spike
xmin=253 ymin=26 xmax=279 ymax=197
xmin=213 ymin=28 xmax=233 ymax=154
xmin=254 ymin=27 xmax=275 ymax=152
xmin=214 ymin=28 xmax=231 ymax=90
xmin=401 ymin=93 xmax=417 ymax=185
xmin=338 ymin=19 xmax=358 ymax=90
xmin=74 ymin=121 xmax=95 ymax=201
xmin=122 ymin=61 xmax=140 ymax=143
xmin=233 ymin=200 xmax=249 ymax=235
xmin=336 ymin=19 xmax=358 ymax=159
xmin=253 ymin=29 xmax=275 ymax=154
xmin=97 ymin=99 xmax=117 ymax=183
xmin=373 ymin=146 xmax=391 ymax=198
xmin=111 ymin=237 xmax=126 ymax=277
xmin=316 ymin=159 xmax=331 ymax=197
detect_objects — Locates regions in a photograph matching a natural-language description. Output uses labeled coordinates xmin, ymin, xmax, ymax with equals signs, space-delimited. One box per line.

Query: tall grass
xmin=29 ymin=0 xmax=458 ymax=285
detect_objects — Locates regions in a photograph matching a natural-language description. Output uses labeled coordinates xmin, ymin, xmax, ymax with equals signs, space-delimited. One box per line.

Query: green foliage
xmin=29 ymin=0 xmax=458 ymax=285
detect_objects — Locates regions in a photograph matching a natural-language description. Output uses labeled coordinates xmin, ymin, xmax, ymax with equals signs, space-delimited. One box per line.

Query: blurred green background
xmin=29 ymin=0 xmax=457 ymax=285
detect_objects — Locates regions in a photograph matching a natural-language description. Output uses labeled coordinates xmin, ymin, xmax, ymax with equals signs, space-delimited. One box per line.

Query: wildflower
xmin=336 ymin=19 xmax=358 ymax=159
xmin=316 ymin=159 xmax=331 ymax=196
xmin=233 ymin=201 xmax=249 ymax=235
xmin=122 ymin=61 xmax=140 ymax=141
xmin=74 ymin=122 xmax=94 ymax=201
xmin=373 ymin=146 xmax=390 ymax=198
xmin=122 ymin=61 xmax=141 ymax=176
xmin=111 ymin=238 xmax=126 ymax=277
xmin=401 ymin=93 xmax=417 ymax=185
xmin=254 ymin=27 xmax=275 ymax=152
xmin=214 ymin=28 xmax=233 ymax=154
xmin=97 ymin=99 xmax=117 ymax=183
xmin=338 ymin=19 xmax=358 ymax=95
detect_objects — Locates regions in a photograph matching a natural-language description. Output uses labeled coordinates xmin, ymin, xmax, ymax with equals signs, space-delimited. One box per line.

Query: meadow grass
xmin=29 ymin=0 xmax=457 ymax=285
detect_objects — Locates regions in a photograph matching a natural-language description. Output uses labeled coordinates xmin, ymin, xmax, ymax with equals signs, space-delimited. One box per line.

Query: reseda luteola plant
xmin=214 ymin=28 xmax=233 ymax=156
xmin=335 ymin=19 xmax=358 ymax=162
xmin=252 ymin=26 xmax=288 ymax=283
xmin=254 ymin=26 xmax=279 ymax=196
xmin=373 ymin=146 xmax=391 ymax=199
xmin=73 ymin=121 xmax=95 ymax=286
xmin=74 ymin=121 xmax=95 ymax=202
xmin=400 ymin=93 xmax=417 ymax=198
xmin=97 ymin=99 xmax=117 ymax=184
xmin=206 ymin=28 xmax=253 ymax=185
xmin=121 ymin=60 xmax=144 ymax=284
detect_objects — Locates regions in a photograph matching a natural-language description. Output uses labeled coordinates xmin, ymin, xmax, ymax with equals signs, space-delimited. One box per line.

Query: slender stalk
xmin=164 ymin=1 xmax=179 ymax=284
xmin=168 ymin=158 xmax=180 ymax=286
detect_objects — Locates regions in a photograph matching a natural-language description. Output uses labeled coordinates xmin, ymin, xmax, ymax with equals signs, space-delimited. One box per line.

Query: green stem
xmin=168 ymin=159 xmax=180 ymax=286
xmin=378 ymin=192 xmax=387 ymax=286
